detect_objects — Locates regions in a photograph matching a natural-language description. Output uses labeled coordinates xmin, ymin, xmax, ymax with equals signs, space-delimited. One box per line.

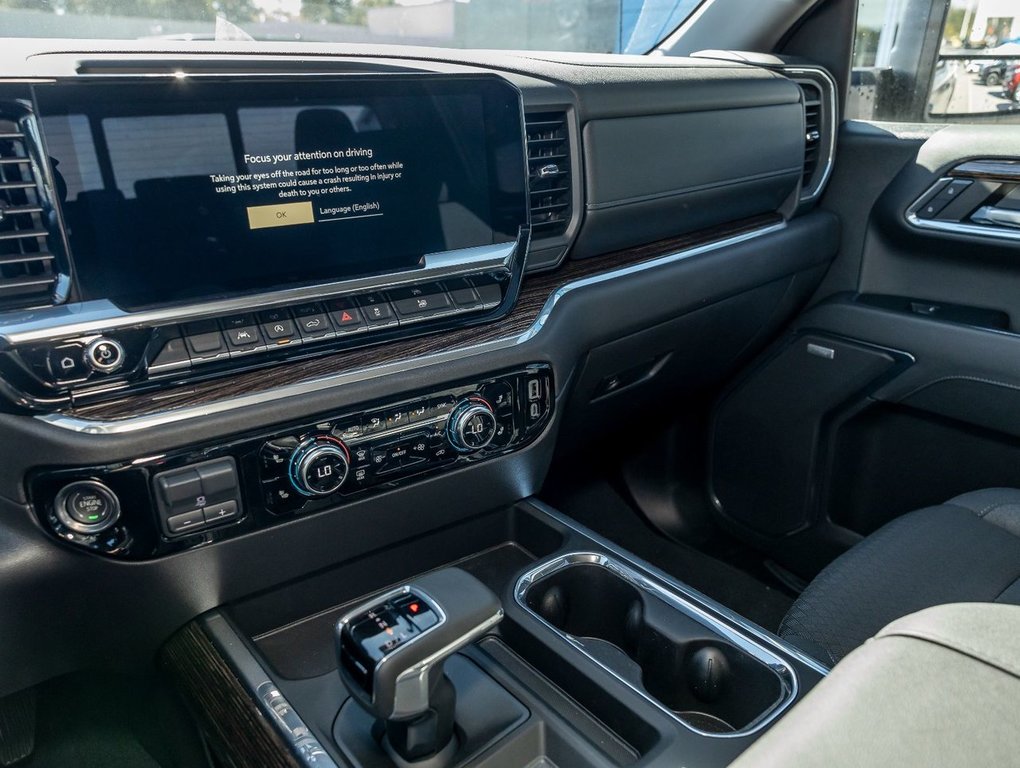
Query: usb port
xmin=527 ymin=379 xmax=542 ymax=402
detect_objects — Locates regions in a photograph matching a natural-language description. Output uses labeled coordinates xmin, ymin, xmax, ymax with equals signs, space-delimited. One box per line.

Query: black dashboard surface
xmin=0 ymin=39 xmax=831 ymax=698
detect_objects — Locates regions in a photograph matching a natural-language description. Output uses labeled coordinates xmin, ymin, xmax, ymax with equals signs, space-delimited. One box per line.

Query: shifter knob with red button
xmin=335 ymin=568 xmax=503 ymax=763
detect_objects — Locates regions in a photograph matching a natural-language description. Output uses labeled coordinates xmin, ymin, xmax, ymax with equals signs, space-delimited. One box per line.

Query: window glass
xmin=0 ymin=0 xmax=705 ymax=54
xmin=849 ymin=0 xmax=1020 ymax=122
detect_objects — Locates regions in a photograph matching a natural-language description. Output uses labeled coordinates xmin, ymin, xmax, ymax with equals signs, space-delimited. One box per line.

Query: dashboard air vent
xmin=789 ymin=69 xmax=835 ymax=205
xmin=525 ymin=111 xmax=572 ymax=238
xmin=800 ymin=81 xmax=823 ymax=187
xmin=799 ymin=81 xmax=824 ymax=186
xmin=0 ymin=111 xmax=58 ymax=309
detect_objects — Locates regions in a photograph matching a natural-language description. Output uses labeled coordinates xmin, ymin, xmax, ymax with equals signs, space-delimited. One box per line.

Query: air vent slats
xmin=0 ymin=251 xmax=53 ymax=265
xmin=0 ymin=228 xmax=49 ymax=241
xmin=0 ymin=276 xmax=58 ymax=297
xmin=531 ymin=202 xmax=570 ymax=215
xmin=0 ymin=111 xmax=58 ymax=309
xmin=528 ymin=153 xmax=568 ymax=164
xmin=525 ymin=111 xmax=572 ymax=237
xmin=800 ymin=82 xmax=823 ymax=186
xmin=0 ymin=180 xmax=36 ymax=191
xmin=791 ymin=73 xmax=834 ymax=204
xmin=531 ymin=186 xmax=569 ymax=196
xmin=2 ymin=205 xmax=43 ymax=216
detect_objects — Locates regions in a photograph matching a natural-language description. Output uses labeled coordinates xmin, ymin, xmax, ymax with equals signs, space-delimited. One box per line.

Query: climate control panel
xmin=256 ymin=370 xmax=547 ymax=517
xmin=29 ymin=365 xmax=553 ymax=559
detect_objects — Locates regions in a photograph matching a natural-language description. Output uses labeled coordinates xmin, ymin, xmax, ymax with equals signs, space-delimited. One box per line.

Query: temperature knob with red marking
xmin=288 ymin=436 xmax=350 ymax=497
xmin=447 ymin=396 xmax=498 ymax=453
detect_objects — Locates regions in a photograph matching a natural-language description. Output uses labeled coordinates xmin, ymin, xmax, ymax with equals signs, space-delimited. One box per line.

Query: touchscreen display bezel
xmin=33 ymin=74 xmax=529 ymax=311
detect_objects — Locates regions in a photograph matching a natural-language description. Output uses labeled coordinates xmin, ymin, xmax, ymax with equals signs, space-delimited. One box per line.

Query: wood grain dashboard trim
xmin=46 ymin=214 xmax=783 ymax=428
xmin=162 ymin=621 xmax=303 ymax=768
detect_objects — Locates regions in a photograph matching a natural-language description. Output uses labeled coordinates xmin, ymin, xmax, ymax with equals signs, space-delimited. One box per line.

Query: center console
xmin=165 ymin=503 xmax=825 ymax=768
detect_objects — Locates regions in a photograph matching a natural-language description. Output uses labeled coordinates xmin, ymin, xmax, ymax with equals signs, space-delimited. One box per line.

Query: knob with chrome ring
xmin=84 ymin=337 xmax=125 ymax=373
xmin=288 ymin=436 xmax=350 ymax=497
xmin=447 ymin=396 xmax=498 ymax=453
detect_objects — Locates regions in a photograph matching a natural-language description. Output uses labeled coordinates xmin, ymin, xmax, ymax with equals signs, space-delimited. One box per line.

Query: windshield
xmin=0 ymin=0 xmax=701 ymax=54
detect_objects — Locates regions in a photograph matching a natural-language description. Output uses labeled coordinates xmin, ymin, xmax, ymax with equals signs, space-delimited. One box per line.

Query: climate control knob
xmin=289 ymin=436 xmax=350 ymax=497
xmin=448 ymin=397 xmax=498 ymax=453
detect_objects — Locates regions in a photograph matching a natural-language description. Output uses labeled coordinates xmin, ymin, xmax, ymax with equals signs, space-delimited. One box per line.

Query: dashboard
xmin=0 ymin=39 xmax=839 ymax=698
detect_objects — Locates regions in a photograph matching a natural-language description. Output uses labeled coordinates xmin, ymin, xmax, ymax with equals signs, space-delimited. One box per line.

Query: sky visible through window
xmin=0 ymin=0 xmax=703 ymax=53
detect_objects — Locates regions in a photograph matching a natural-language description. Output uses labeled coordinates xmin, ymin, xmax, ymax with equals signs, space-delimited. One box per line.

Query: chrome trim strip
xmin=906 ymin=177 xmax=1020 ymax=242
xmin=515 ymin=550 xmax=799 ymax=738
xmin=786 ymin=67 xmax=838 ymax=204
xmin=907 ymin=213 xmax=1020 ymax=242
xmin=523 ymin=499 xmax=830 ymax=679
xmin=972 ymin=205 xmax=1020 ymax=229
xmin=36 ymin=221 xmax=787 ymax=434
xmin=0 ymin=241 xmax=517 ymax=346
xmin=953 ymin=159 xmax=1020 ymax=178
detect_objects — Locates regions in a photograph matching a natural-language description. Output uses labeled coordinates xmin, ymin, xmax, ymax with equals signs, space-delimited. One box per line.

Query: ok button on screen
xmin=246 ymin=201 xmax=315 ymax=230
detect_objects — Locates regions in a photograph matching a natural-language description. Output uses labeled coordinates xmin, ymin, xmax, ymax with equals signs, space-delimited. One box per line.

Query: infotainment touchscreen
xmin=34 ymin=76 xmax=528 ymax=310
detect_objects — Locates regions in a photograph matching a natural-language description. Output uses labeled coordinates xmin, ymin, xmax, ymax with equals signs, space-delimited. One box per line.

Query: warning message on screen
xmin=209 ymin=146 xmax=405 ymax=230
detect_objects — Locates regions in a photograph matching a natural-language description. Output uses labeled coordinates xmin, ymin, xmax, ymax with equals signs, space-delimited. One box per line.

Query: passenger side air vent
xmin=800 ymin=81 xmax=823 ymax=187
xmin=0 ymin=108 xmax=59 ymax=310
xmin=525 ymin=111 xmax=572 ymax=238
xmin=788 ymin=68 xmax=836 ymax=206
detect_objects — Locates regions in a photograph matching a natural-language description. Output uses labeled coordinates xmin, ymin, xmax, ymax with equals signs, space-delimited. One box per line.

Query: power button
xmin=54 ymin=480 xmax=121 ymax=534
xmin=85 ymin=337 xmax=125 ymax=373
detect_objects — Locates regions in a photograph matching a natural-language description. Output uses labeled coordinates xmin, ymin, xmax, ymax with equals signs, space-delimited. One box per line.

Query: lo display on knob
xmin=289 ymin=436 xmax=350 ymax=497
xmin=447 ymin=396 xmax=498 ymax=453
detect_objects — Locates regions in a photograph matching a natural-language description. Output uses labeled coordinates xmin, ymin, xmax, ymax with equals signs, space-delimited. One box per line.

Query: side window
xmin=848 ymin=0 xmax=1020 ymax=123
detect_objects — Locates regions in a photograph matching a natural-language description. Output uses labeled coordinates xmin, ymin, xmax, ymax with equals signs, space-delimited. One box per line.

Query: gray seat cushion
xmin=779 ymin=488 xmax=1020 ymax=665
xmin=734 ymin=604 xmax=1020 ymax=768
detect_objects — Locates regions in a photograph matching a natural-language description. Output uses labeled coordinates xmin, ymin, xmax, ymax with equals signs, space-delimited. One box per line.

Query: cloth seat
xmin=778 ymin=488 xmax=1020 ymax=665
xmin=734 ymin=603 xmax=1020 ymax=768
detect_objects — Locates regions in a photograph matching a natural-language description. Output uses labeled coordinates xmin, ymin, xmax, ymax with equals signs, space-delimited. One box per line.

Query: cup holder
xmin=518 ymin=554 xmax=795 ymax=736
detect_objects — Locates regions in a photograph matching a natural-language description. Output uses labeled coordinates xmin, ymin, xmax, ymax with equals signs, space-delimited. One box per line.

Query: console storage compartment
xmin=209 ymin=505 xmax=818 ymax=768
xmin=518 ymin=553 xmax=794 ymax=735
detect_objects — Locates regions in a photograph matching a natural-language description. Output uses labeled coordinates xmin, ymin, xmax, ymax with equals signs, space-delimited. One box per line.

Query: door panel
xmin=710 ymin=121 xmax=1020 ymax=578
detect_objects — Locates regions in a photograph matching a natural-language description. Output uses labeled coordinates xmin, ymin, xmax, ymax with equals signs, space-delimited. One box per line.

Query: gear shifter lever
xmin=336 ymin=568 xmax=503 ymax=765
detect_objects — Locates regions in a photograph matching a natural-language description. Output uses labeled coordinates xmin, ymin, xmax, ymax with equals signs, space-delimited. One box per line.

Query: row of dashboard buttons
xmin=333 ymin=380 xmax=517 ymax=442
xmin=148 ymin=277 xmax=504 ymax=373
xmin=23 ymin=330 xmax=150 ymax=388
xmin=360 ymin=431 xmax=451 ymax=477
xmin=350 ymin=395 xmax=453 ymax=439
